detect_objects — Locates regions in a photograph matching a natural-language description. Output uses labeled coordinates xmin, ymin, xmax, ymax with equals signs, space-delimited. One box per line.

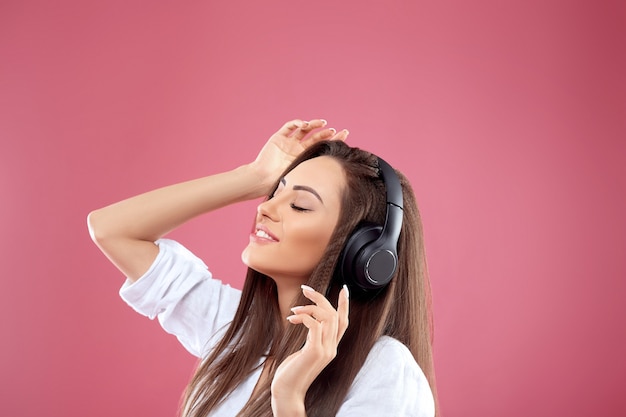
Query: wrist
xmin=240 ymin=162 xmax=278 ymax=199
xmin=271 ymin=392 xmax=307 ymax=417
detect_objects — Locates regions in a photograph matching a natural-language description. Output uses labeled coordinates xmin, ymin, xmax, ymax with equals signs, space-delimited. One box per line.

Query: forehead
xmin=284 ymin=156 xmax=346 ymax=200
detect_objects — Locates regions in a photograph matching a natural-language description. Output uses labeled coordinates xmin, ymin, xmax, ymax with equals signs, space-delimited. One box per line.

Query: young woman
xmin=88 ymin=119 xmax=437 ymax=417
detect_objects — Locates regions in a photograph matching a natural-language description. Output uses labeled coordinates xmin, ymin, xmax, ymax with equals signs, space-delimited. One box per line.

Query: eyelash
xmin=290 ymin=203 xmax=310 ymax=212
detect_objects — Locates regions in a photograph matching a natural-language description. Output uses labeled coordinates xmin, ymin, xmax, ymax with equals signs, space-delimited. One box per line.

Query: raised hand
xmin=271 ymin=285 xmax=350 ymax=416
xmin=249 ymin=119 xmax=349 ymax=197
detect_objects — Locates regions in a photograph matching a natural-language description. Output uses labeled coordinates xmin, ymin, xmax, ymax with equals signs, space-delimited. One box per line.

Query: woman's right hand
xmin=249 ymin=119 xmax=349 ymax=196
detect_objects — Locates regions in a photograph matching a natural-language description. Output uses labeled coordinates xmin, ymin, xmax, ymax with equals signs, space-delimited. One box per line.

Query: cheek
xmin=288 ymin=222 xmax=336 ymax=260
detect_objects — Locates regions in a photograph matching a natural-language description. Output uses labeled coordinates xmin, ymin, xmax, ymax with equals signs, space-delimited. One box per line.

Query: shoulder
xmin=357 ymin=336 xmax=428 ymax=392
xmin=337 ymin=336 xmax=435 ymax=417
xmin=367 ymin=335 xmax=415 ymax=365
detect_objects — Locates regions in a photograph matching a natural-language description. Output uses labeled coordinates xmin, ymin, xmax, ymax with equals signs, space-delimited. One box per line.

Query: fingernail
xmin=286 ymin=315 xmax=296 ymax=322
xmin=328 ymin=128 xmax=336 ymax=134
xmin=291 ymin=306 xmax=304 ymax=312
xmin=344 ymin=129 xmax=350 ymax=136
xmin=320 ymin=119 xmax=327 ymax=125
xmin=301 ymin=285 xmax=315 ymax=293
xmin=343 ymin=284 xmax=350 ymax=299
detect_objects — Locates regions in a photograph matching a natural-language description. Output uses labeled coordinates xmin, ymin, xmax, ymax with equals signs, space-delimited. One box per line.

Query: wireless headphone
xmin=339 ymin=156 xmax=404 ymax=292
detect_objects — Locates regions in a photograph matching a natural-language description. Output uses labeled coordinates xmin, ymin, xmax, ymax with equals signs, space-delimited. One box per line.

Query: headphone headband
xmin=377 ymin=157 xmax=403 ymax=210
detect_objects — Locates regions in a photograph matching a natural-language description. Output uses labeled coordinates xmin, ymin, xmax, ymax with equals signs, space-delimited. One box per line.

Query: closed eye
xmin=290 ymin=203 xmax=310 ymax=212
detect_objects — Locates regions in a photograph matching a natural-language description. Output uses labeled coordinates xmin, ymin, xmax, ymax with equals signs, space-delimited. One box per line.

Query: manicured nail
xmin=328 ymin=128 xmax=336 ymax=134
xmin=301 ymin=285 xmax=315 ymax=293
xmin=344 ymin=129 xmax=350 ymax=136
xmin=320 ymin=119 xmax=327 ymax=125
xmin=343 ymin=284 xmax=350 ymax=299
xmin=286 ymin=315 xmax=296 ymax=322
xmin=291 ymin=306 xmax=304 ymax=312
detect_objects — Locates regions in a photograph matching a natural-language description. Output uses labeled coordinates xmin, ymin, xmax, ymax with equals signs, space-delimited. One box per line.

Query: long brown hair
xmin=181 ymin=141 xmax=437 ymax=416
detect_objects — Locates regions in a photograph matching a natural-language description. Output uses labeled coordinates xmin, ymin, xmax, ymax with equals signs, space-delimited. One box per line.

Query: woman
xmin=88 ymin=119 xmax=437 ymax=417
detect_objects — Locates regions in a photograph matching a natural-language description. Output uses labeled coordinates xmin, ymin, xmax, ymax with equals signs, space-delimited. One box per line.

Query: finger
xmin=299 ymin=286 xmax=339 ymax=340
xmin=290 ymin=119 xmax=328 ymax=141
xmin=290 ymin=304 xmax=339 ymax=343
xmin=302 ymin=119 xmax=327 ymax=131
xmin=336 ymin=285 xmax=350 ymax=340
xmin=276 ymin=119 xmax=307 ymax=137
xmin=290 ymin=305 xmax=335 ymax=323
xmin=330 ymin=129 xmax=349 ymax=142
xmin=287 ymin=314 xmax=323 ymax=345
xmin=300 ymin=285 xmax=334 ymax=310
xmin=299 ymin=128 xmax=336 ymax=148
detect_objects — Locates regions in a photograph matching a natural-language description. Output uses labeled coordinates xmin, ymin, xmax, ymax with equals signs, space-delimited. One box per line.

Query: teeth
xmin=256 ymin=229 xmax=273 ymax=240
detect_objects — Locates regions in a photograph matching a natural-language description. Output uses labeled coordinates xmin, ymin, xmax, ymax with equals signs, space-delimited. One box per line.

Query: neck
xmin=274 ymin=278 xmax=307 ymax=321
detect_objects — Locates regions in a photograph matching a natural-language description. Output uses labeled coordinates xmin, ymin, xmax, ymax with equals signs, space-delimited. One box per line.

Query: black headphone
xmin=339 ymin=156 xmax=404 ymax=292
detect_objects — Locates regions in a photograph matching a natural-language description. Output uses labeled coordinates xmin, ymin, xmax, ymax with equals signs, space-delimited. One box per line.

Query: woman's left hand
xmin=271 ymin=285 xmax=350 ymax=416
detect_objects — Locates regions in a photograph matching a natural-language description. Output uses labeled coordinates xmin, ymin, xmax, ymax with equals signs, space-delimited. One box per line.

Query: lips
xmin=253 ymin=224 xmax=279 ymax=242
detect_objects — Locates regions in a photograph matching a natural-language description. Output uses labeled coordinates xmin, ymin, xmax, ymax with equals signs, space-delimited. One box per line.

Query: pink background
xmin=1 ymin=1 xmax=624 ymax=416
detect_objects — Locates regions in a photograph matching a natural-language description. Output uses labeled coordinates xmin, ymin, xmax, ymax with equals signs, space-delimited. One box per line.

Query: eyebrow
xmin=280 ymin=178 xmax=324 ymax=204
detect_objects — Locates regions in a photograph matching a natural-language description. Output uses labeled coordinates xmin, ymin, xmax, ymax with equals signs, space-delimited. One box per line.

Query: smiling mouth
xmin=254 ymin=226 xmax=279 ymax=242
xmin=255 ymin=229 xmax=274 ymax=240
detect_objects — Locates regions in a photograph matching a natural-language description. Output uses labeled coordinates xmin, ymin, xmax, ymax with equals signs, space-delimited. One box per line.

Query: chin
xmin=241 ymin=246 xmax=251 ymax=267
xmin=241 ymin=246 xmax=317 ymax=281
xmin=241 ymin=247 xmax=268 ymax=276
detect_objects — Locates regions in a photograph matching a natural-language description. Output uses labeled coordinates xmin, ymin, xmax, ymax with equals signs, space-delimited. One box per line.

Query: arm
xmin=87 ymin=119 xmax=348 ymax=281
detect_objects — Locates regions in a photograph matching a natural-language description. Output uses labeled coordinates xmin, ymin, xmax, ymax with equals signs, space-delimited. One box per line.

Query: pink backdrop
xmin=1 ymin=1 xmax=624 ymax=416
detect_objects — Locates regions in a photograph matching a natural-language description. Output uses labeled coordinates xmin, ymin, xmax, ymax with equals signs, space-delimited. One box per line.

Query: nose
xmin=257 ymin=198 xmax=280 ymax=222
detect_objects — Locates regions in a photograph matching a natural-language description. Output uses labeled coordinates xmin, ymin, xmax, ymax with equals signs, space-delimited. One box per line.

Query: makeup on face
xmin=241 ymin=156 xmax=346 ymax=282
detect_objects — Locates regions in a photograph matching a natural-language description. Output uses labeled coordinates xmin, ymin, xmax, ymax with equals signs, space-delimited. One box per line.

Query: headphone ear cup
xmin=340 ymin=223 xmax=383 ymax=290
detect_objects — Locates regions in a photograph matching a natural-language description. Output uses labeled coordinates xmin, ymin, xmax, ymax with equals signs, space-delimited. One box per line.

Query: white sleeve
xmin=337 ymin=336 xmax=435 ymax=417
xmin=118 ymin=239 xmax=241 ymax=358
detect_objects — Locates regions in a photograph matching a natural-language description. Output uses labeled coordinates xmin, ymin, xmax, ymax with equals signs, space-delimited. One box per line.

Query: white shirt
xmin=120 ymin=239 xmax=435 ymax=416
